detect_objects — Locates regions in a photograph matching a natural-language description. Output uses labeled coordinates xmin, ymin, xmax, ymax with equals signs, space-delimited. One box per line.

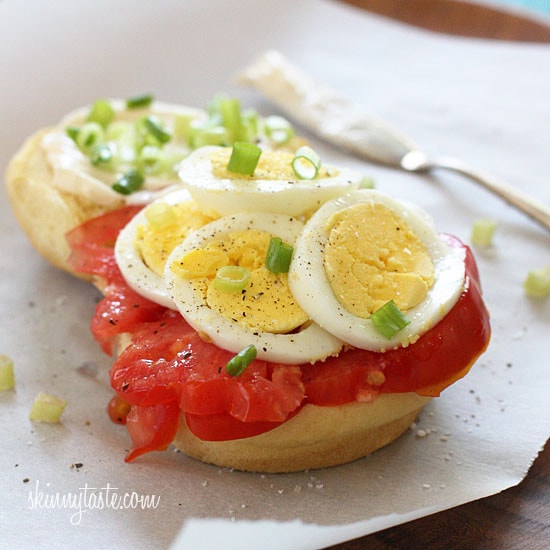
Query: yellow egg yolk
xmin=136 ymin=201 xmax=218 ymax=276
xmin=171 ymin=229 xmax=309 ymax=333
xmin=209 ymin=148 xmax=337 ymax=180
xmin=324 ymin=202 xmax=435 ymax=317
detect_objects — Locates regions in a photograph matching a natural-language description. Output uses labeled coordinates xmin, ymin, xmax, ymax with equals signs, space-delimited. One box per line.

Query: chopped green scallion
xmin=264 ymin=115 xmax=295 ymax=145
xmin=265 ymin=236 xmax=294 ymax=274
xmin=213 ymin=265 xmax=251 ymax=293
xmin=76 ymin=122 xmax=104 ymax=153
xmin=219 ymin=97 xmax=244 ymax=141
xmin=227 ymin=142 xmax=262 ymax=175
xmin=126 ymin=93 xmax=154 ymax=109
xmin=112 ymin=168 xmax=145 ymax=195
xmin=524 ymin=266 xmax=550 ymax=298
xmin=86 ymin=99 xmax=115 ymax=128
xmin=370 ymin=300 xmax=411 ymax=339
xmin=29 ymin=392 xmax=67 ymax=423
xmin=291 ymin=146 xmax=321 ymax=179
xmin=471 ymin=218 xmax=497 ymax=247
xmin=90 ymin=143 xmax=115 ymax=167
xmin=225 ymin=345 xmax=257 ymax=377
xmin=0 ymin=355 xmax=15 ymax=391
xmin=145 ymin=202 xmax=179 ymax=229
xmin=138 ymin=116 xmax=171 ymax=145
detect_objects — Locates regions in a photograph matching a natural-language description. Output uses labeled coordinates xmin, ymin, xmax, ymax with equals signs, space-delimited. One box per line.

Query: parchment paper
xmin=1 ymin=1 xmax=549 ymax=549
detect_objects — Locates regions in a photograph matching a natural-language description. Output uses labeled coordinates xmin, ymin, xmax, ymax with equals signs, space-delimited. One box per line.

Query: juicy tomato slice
xmin=124 ymin=400 xmax=181 ymax=462
xmin=185 ymin=412 xmax=284 ymax=442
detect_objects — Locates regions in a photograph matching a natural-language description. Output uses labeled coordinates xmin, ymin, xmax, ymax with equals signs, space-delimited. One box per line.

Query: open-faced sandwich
xmin=6 ymin=95 xmax=490 ymax=472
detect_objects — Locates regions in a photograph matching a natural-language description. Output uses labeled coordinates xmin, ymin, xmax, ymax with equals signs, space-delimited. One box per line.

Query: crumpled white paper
xmin=1 ymin=1 xmax=549 ymax=549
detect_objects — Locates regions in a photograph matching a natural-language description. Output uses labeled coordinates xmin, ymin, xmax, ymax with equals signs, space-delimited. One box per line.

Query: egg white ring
xmin=164 ymin=212 xmax=344 ymax=364
xmin=288 ymin=189 xmax=466 ymax=352
xmin=114 ymin=188 xmax=196 ymax=310
xmin=178 ymin=145 xmax=363 ymax=216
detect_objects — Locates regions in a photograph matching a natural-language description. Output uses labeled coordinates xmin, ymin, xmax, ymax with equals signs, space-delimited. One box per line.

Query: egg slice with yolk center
xmin=114 ymin=188 xmax=218 ymax=309
xmin=178 ymin=145 xmax=363 ymax=216
xmin=288 ymin=189 xmax=466 ymax=351
xmin=164 ymin=212 xmax=343 ymax=364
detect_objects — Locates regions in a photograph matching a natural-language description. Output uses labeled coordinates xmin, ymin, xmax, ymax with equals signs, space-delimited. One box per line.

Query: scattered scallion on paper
xmin=29 ymin=392 xmax=67 ymax=423
xmin=524 ymin=266 xmax=550 ymax=298
xmin=370 ymin=300 xmax=410 ymax=339
xmin=471 ymin=218 xmax=497 ymax=247
xmin=0 ymin=354 xmax=15 ymax=391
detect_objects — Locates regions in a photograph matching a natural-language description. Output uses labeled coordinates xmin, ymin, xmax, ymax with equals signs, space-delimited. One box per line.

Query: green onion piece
xmin=138 ymin=145 xmax=165 ymax=175
xmin=126 ymin=93 xmax=154 ymax=109
xmin=471 ymin=218 xmax=497 ymax=247
xmin=86 ymin=99 xmax=115 ymax=128
xmin=75 ymin=122 xmax=104 ymax=153
xmin=291 ymin=146 xmax=321 ymax=179
xmin=370 ymin=300 xmax=411 ymax=339
xmin=265 ymin=236 xmax=294 ymax=274
xmin=359 ymin=176 xmax=375 ymax=189
xmin=112 ymin=168 xmax=145 ymax=195
xmin=219 ymin=97 xmax=244 ymax=141
xmin=145 ymin=202 xmax=178 ymax=229
xmin=192 ymin=126 xmax=230 ymax=148
xmin=264 ymin=115 xmax=295 ymax=145
xmin=174 ymin=113 xmax=195 ymax=140
xmin=138 ymin=116 xmax=171 ymax=145
xmin=227 ymin=142 xmax=262 ymax=175
xmin=524 ymin=266 xmax=550 ymax=298
xmin=90 ymin=143 xmax=115 ymax=167
xmin=225 ymin=345 xmax=257 ymax=377
xmin=29 ymin=392 xmax=67 ymax=423
xmin=241 ymin=109 xmax=259 ymax=142
xmin=0 ymin=355 xmax=15 ymax=391
xmin=213 ymin=265 xmax=251 ymax=293
xmin=66 ymin=125 xmax=80 ymax=143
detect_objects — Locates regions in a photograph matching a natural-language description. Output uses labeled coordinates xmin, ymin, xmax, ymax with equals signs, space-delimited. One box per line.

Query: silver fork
xmin=238 ymin=50 xmax=550 ymax=233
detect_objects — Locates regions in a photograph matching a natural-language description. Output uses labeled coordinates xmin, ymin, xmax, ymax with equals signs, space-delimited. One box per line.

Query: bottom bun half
xmin=172 ymin=393 xmax=431 ymax=473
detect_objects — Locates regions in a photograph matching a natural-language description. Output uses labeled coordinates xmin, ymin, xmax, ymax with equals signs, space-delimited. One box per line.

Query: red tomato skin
xmin=124 ymin=400 xmax=180 ymax=462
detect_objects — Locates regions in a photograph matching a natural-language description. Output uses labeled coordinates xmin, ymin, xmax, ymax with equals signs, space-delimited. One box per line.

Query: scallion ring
xmin=265 ymin=236 xmax=293 ymax=274
xmin=370 ymin=300 xmax=411 ymax=339
xmin=213 ymin=265 xmax=251 ymax=293
xmin=225 ymin=344 xmax=257 ymax=377
xmin=75 ymin=122 xmax=105 ymax=153
xmin=227 ymin=142 xmax=262 ymax=175
xmin=264 ymin=115 xmax=295 ymax=145
xmin=112 ymin=168 xmax=145 ymax=195
xmin=291 ymin=146 xmax=321 ymax=180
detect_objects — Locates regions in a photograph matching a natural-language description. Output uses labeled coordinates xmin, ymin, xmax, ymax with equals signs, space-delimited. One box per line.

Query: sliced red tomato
xmin=67 ymin=205 xmax=143 ymax=279
xmin=67 ymin=208 xmax=491 ymax=457
xmin=124 ymin=400 xmax=181 ymax=462
xmin=185 ymin=412 xmax=285 ymax=441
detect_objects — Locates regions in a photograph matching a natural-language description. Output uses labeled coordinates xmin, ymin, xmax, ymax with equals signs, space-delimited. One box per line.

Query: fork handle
xmin=432 ymin=157 xmax=550 ymax=233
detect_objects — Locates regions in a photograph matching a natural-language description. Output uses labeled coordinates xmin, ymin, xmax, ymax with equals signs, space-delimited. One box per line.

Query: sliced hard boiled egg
xmin=288 ymin=189 xmax=466 ymax=351
xmin=164 ymin=212 xmax=343 ymax=364
xmin=114 ymin=188 xmax=218 ymax=308
xmin=178 ymin=145 xmax=363 ymax=216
